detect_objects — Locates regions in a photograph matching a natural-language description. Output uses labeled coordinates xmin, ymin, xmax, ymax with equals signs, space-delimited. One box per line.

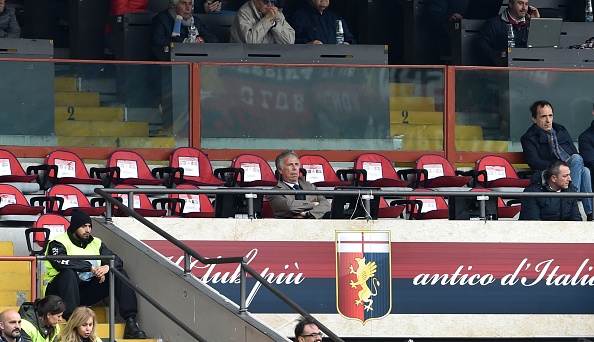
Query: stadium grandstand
xmin=2 ymin=0 xmax=594 ymax=341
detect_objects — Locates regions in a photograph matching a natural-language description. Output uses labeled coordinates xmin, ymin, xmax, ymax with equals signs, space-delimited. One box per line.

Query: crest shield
xmin=336 ymin=231 xmax=392 ymax=324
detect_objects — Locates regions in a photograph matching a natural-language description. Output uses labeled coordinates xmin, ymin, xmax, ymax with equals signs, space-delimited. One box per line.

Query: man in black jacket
xmin=476 ymin=0 xmax=539 ymax=65
xmin=578 ymin=102 xmax=594 ymax=173
xmin=520 ymin=160 xmax=582 ymax=221
xmin=521 ymin=100 xmax=592 ymax=220
xmin=152 ymin=0 xmax=218 ymax=47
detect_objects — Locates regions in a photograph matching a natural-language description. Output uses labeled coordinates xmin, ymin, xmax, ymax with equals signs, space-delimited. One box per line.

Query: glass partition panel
xmin=455 ymin=68 xmax=594 ymax=153
xmin=199 ymin=65 xmax=445 ymax=151
xmin=0 ymin=60 xmax=190 ymax=149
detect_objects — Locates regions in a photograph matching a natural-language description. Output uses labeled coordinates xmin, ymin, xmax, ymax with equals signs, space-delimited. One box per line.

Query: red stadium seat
xmin=33 ymin=213 xmax=70 ymax=247
xmin=0 ymin=184 xmax=45 ymax=219
xmin=215 ymin=154 xmax=277 ymax=187
xmin=112 ymin=185 xmax=167 ymax=217
xmin=407 ymin=189 xmax=449 ymax=219
xmin=163 ymin=147 xmax=225 ymax=187
xmin=43 ymin=150 xmax=104 ymax=194
xmin=408 ymin=154 xmax=474 ymax=189
xmin=475 ymin=155 xmax=532 ymax=189
xmin=155 ymin=184 xmax=215 ymax=218
xmin=354 ymin=153 xmax=411 ymax=188
xmin=0 ymin=148 xmax=42 ymax=193
xmin=46 ymin=184 xmax=106 ymax=217
xmin=105 ymin=150 xmax=168 ymax=187
xmin=470 ymin=188 xmax=521 ymax=219
xmin=298 ymin=154 xmax=351 ymax=187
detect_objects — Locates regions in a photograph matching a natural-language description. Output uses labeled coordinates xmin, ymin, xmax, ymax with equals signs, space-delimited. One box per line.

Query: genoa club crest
xmin=335 ymin=231 xmax=392 ymax=324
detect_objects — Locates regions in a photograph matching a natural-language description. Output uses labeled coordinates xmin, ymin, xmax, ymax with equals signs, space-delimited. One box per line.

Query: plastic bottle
xmin=507 ymin=24 xmax=515 ymax=48
xmin=336 ymin=20 xmax=344 ymax=45
xmin=586 ymin=0 xmax=593 ymax=23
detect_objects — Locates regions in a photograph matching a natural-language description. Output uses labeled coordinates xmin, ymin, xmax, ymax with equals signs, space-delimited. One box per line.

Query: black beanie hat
xmin=68 ymin=209 xmax=92 ymax=233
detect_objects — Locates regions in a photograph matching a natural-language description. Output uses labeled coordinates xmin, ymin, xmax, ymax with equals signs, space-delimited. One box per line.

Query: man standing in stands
xmin=521 ymin=100 xmax=593 ymax=221
xmin=267 ymin=150 xmax=330 ymax=219
xmin=44 ymin=210 xmax=147 ymax=339
xmin=152 ymin=0 xmax=218 ymax=47
xmin=476 ymin=0 xmax=539 ymax=64
xmin=519 ymin=160 xmax=582 ymax=221
xmin=0 ymin=309 xmax=23 ymax=342
xmin=289 ymin=0 xmax=355 ymax=45
xmin=578 ymin=103 xmax=594 ymax=181
xmin=229 ymin=0 xmax=294 ymax=44
xmin=0 ymin=0 xmax=20 ymax=38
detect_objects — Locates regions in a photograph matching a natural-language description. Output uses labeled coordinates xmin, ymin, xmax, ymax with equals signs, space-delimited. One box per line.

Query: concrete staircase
xmin=53 ymin=77 xmax=174 ymax=149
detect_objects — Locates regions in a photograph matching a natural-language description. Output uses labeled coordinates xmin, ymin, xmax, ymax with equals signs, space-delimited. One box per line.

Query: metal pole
xmin=184 ymin=252 xmax=191 ymax=275
xmin=362 ymin=193 xmax=372 ymax=220
xmin=239 ymin=262 xmax=247 ymax=315
xmin=128 ymin=191 xmax=134 ymax=209
xmin=245 ymin=193 xmax=256 ymax=219
xmin=105 ymin=200 xmax=112 ymax=222
xmin=477 ymin=195 xmax=487 ymax=220
xmin=109 ymin=259 xmax=115 ymax=342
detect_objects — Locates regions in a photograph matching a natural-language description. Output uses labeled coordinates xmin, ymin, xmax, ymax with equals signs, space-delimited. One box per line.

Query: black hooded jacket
xmin=519 ymin=171 xmax=582 ymax=221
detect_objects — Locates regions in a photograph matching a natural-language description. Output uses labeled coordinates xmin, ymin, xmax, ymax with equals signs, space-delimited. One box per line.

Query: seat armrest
xmin=517 ymin=169 xmax=537 ymax=179
xmin=152 ymin=198 xmax=185 ymax=216
xmin=456 ymin=169 xmax=478 ymax=187
xmin=476 ymin=170 xmax=488 ymax=188
xmin=214 ymin=167 xmax=243 ymax=187
xmin=336 ymin=168 xmax=366 ymax=186
xmin=397 ymin=168 xmax=425 ymax=188
xmin=30 ymin=196 xmax=64 ymax=214
xmin=152 ymin=166 xmax=183 ymax=188
xmin=90 ymin=167 xmax=117 ymax=188
xmin=26 ymin=164 xmax=56 ymax=190
xmin=299 ymin=168 xmax=307 ymax=181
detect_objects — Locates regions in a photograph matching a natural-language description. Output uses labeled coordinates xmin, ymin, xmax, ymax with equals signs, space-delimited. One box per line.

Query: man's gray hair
xmin=170 ymin=0 xmax=193 ymax=4
xmin=275 ymin=150 xmax=299 ymax=171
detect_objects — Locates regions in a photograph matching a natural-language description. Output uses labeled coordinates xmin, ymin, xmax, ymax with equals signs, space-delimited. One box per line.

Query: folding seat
xmin=298 ymin=154 xmax=353 ymax=187
xmin=377 ymin=197 xmax=406 ymax=219
xmin=475 ymin=155 xmax=533 ymax=190
xmin=0 ymin=184 xmax=46 ymax=221
xmin=404 ymin=154 xmax=475 ymax=189
xmin=159 ymin=147 xmax=225 ymax=187
xmin=153 ymin=184 xmax=214 ymax=218
xmin=46 ymin=184 xmax=106 ymax=217
xmin=111 ymin=185 xmax=167 ymax=217
xmin=0 ymin=148 xmax=42 ymax=194
xmin=405 ymin=189 xmax=449 ymax=219
xmin=353 ymin=153 xmax=412 ymax=188
xmin=33 ymin=213 xmax=70 ymax=248
xmin=42 ymin=150 xmax=104 ymax=195
xmin=215 ymin=154 xmax=278 ymax=187
xmin=105 ymin=150 xmax=169 ymax=187
xmin=470 ymin=188 xmax=521 ymax=219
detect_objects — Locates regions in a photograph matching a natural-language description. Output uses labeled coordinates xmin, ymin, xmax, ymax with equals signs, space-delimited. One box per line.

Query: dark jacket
xmin=18 ymin=302 xmax=56 ymax=342
xmin=151 ymin=9 xmax=218 ymax=46
xmin=476 ymin=10 xmax=529 ymax=61
xmin=45 ymin=232 xmax=124 ymax=272
xmin=425 ymin=0 xmax=470 ymax=26
xmin=289 ymin=4 xmax=355 ymax=44
xmin=578 ymin=119 xmax=594 ymax=170
xmin=0 ymin=7 xmax=21 ymax=38
xmin=520 ymin=122 xmax=578 ymax=171
xmin=519 ymin=171 xmax=582 ymax=221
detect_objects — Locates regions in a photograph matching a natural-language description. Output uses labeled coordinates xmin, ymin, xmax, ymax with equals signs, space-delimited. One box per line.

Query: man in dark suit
xmin=267 ymin=150 xmax=330 ymax=219
xmin=151 ymin=0 xmax=218 ymax=47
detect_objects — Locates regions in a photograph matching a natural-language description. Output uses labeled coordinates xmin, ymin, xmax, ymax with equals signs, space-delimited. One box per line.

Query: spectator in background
xmin=424 ymin=0 xmax=469 ymax=63
xmin=18 ymin=295 xmax=65 ymax=342
xmin=0 ymin=0 xmax=20 ymax=38
xmin=267 ymin=150 xmax=330 ymax=219
xmin=105 ymin=0 xmax=148 ymax=53
xmin=294 ymin=316 xmax=323 ymax=342
xmin=229 ymin=0 xmax=294 ymax=44
xmin=152 ymin=0 xmax=218 ymax=47
xmin=58 ymin=307 xmax=102 ymax=342
xmin=519 ymin=160 xmax=582 ymax=221
xmin=0 ymin=309 xmax=23 ymax=342
xmin=476 ymin=0 xmax=539 ymax=64
xmin=195 ymin=0 xmax=222 ymax=13
xmin=289 ymin=0 xmax=355 ymax=44
xmin=578 ymin=102 xmax=594 ymax=184
xmin=521 ymin=100 xmax=593 ymax=221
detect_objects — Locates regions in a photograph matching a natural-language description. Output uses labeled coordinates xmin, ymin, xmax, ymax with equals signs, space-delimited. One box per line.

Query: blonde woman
xmin=58 ymin=307 xmax=102 ymax=342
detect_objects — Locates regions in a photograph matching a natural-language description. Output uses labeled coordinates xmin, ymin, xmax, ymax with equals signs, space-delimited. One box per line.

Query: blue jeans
xmin=568 ymin=154 xmax=592 ymax=215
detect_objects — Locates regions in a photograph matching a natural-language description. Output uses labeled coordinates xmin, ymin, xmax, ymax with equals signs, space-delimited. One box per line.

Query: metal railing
xmin=95 ymin=188 xmax=345 ymax=342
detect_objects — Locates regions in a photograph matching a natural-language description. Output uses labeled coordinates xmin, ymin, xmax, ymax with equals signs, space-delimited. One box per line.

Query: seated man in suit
xmin=267 ymin=150 xmax=330 ymax=219
xmin=0 ymin=0 xmax=21 ymax=38
xmin=152 ymin=0 xmax=218 ymax=47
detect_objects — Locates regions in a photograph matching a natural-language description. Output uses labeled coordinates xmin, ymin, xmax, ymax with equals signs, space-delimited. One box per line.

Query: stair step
xmin=57 ymin=136 xmax=175 ymax=148
xmin=390 ymin=96 xmax=436 ymax=111
xmin=55 ymin=92 xmax=100 ymax=107
xmin=55 ymin=106 xmax=124 ymax=121
xmin=80 ymin=78 xmax=116 ymax=93
xmin=0 ymin=261 xmax=31 ymax=275
xmin=0 ymin=241 xmax=14 ymax=256
xmin=400 ymin=139 xmax=508 ymax=152
xmin=389 ymin=82 xmax=415 ymax=97
xmin=391 ymin=123 xmax=483 ymax=140
xmin=390 ymin=110 xmax=444 ymax=125
xmin=55 ymin=121 xmax=149 ymax=137
xmin=55 ymin=77 xmax=78 ymax=92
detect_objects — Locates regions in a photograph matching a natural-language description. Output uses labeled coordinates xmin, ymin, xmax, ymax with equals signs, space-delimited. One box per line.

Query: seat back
xmin=170 ymin=147 xmax=218 ymax=182
xmin=476 ymin=155 xmax=519 ymax=182
xmin=171 ymin=184 xmax=214 ymax=215
xmin=354 ymin=153 xmax=398 ymax=181
xmin=408 ymin=189 xmax=448 ymax=218
xmin=232 ymin=154 xmax=276 ymax=183
xmin=0 ymin=149 xmax=27 ymax=177
xmin=47 ymin=184 xmax=92 ymax=211
xmin=299 ymin=154 xmax=340 ymax=183
xmin=416 ymin=154 xmax=457 ymax=180
xmin=45 ymin=150 xmax=91 ymax=179
xmin=113 ymin=184 xmax=152 ymax=209
xmin=107 ymin=150 xmax=153 ymax=179
xmin=0 ymin=183 xmax=30 ymax=206
xmin=33 ymin=214 xmax=70 ymax=247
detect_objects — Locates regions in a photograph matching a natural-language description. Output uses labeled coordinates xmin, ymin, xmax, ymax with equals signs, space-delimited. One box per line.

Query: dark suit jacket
xmin=266 ymin=178 xmax=330 ymax=219
xmin=520 ymin=122 xmax=578 ymax=171
xmin=151 ymin=9 xmax=218 ymax=46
